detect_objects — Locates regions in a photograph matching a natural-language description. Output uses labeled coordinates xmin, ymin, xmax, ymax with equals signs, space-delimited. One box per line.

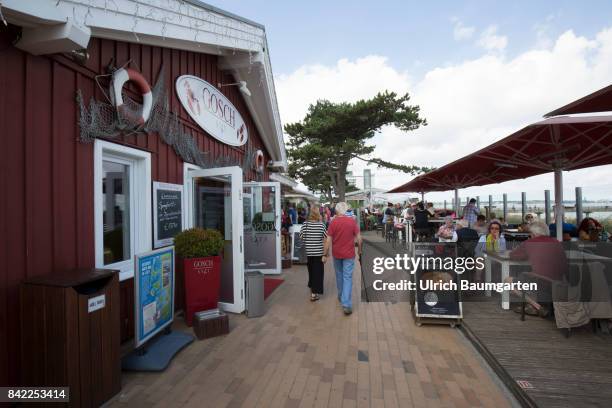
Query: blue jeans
xmin=333 ymin=257 xmax=355 ymax=309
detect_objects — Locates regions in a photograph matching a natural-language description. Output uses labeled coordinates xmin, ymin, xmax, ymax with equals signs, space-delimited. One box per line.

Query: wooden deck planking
xmin=462 ymin=300 xmax=612 ymax=408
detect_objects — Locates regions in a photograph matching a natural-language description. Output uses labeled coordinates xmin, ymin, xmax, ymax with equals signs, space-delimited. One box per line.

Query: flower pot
xmin=182 ymin=255 xmax=222 ymax=326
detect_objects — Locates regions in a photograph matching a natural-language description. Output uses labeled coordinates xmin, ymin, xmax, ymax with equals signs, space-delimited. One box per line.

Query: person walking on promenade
xmin=462 ymin=198 xmax=480 ymax=228
xmin=300 ymin=206 xmax=327 ymax=301
xmin=323 ymin=202 xmax=362 ymax=315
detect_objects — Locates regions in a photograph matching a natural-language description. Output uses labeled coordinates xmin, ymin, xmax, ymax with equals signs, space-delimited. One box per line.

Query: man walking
xmin=323 ymin=202 xmax=362 ymax=315
xmin=462 ymin=198 xmax=480 ymax=228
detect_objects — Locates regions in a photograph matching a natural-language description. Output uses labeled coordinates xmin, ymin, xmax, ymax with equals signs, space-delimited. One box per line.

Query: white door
xmin=184 ymin=166 xmax=245 ymax=313
xmin=243 ymin=181 xmax=282 ymax=274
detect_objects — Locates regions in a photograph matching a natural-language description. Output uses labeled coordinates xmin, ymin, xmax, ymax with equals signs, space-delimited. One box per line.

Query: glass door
xmin=243 ymin=182 xmax=281 ymax=274
xmin=184 ymin=166 xmax=244 ymax=313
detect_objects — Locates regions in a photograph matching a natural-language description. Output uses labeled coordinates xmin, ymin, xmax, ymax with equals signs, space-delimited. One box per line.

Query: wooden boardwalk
xmin=361 ymin=230 xmax=612 ymax=408
xmin=462 ymin=300 xmax=612 ymax=408
xmin=108 ymin=254 xmax=514 ymax=407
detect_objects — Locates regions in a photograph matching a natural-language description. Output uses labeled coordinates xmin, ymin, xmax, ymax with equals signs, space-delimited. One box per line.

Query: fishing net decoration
xmin=76 ymin=65 xmax=262 ymax=178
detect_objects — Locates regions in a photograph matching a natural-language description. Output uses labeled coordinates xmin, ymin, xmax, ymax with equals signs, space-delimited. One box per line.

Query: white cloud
xmin=275 ymin=56 xmax=412 ymax=125
xmin=275 ymin=27 xmax=612 ymax=201
xmin=453 ymin=20 xmax=475 ymax=41
xmin=477 ymin=25 xmax=508 ymax=51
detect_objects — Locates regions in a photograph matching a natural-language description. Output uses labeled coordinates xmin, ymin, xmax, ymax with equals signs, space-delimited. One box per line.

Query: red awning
xmin=545 ymin=83 xmax=612 ymax=117
xmin=388 ymin=115 xmax=612 ymax=193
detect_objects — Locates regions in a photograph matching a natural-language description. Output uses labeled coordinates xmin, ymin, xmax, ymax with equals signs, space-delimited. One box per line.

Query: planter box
xmin=183 ymin=255 xmax=221 ymax=326
xmin=193 ymin=309 xmax=229 ymax=340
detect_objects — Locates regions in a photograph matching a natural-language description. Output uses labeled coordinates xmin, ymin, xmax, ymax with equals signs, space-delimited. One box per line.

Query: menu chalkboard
xmin=153 ymin=182 xmax=183 ymax=248
xmin=413 ymin=243 xmax=462 ymax=319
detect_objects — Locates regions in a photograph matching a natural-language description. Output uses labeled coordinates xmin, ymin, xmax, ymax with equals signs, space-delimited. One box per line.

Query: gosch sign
xmin=176 ymin=75 xmax=248 ymax=146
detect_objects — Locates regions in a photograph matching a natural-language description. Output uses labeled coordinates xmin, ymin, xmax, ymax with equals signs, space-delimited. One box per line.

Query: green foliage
xmin=285 ymin=91 xmax=431 ymax=201
xmin=174 ymin=228 xmax=224 ymax=258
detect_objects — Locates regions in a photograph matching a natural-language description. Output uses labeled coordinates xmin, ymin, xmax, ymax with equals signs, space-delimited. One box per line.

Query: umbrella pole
xmin=554 ymin=168 xmax=563 ymax=242
xmin=454 ymin=189 xmax=460 ymax=216
xmin=503 ymin=193 xmax=508 ymax=222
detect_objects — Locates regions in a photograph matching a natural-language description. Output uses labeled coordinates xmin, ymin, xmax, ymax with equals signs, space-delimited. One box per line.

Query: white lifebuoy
xmin=110 ymin=68 xmax=152 ymax=125
xmin=254 ymin=149 xmax=265 ymax=173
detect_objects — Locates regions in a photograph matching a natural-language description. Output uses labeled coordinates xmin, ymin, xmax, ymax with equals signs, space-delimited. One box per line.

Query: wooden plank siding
xmin=0 ymin=27 xmax=274 ymax=386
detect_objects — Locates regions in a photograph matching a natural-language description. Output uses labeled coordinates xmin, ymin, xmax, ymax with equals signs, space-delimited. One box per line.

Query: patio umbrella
xmin=545 ymin=83 xmax=612 ymax=117
xmin=388 ymin=115 xmax=612 ymax=240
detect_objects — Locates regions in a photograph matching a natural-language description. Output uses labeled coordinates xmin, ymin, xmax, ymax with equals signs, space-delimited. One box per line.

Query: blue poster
xmin=134 ymin=247 xmax=175 ymax=347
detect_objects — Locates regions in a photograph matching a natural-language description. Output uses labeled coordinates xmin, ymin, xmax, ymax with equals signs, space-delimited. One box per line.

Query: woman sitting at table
xmin=475 ymin=220 xmax=506 ymax=258
xmin=578 ymin=217 xmax=606 ymax=242
xmin=437 ymin=216 xmax=457 ymax=242
xmin=517 ymin=213 xmax=535 ymax=232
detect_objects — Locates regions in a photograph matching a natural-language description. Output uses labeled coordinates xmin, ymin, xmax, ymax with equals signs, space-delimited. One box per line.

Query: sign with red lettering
xmin=176 ymin=75 xmax=248 ymax=146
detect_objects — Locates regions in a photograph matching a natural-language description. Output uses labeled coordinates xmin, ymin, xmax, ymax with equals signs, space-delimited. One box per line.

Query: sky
xmin=209 ymin=0 xmax=612 ymax=202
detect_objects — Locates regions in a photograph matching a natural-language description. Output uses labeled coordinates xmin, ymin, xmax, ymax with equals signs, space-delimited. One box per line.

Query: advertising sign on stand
xmin=413 ymin=243 xmax=462 ymax=320
xmin=134 ymin=247 xmax=175 ymax=347
xmin=290 ymin=224 xmax=307 ymax=264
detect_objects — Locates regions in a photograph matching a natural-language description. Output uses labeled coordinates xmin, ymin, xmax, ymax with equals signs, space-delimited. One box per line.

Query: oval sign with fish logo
xmin=176 ymin=75 xmax=248 ymax=146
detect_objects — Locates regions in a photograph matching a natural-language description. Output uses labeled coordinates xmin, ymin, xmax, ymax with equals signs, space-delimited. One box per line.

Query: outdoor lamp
xmin=218 ymin=80 xmax=252 ymax=97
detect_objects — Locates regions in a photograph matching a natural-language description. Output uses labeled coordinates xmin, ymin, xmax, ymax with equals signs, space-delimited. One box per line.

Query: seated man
xmin=473 ymin=214 xmax=488 ymax=235
xmin=456 ymin=219 xmax=479 ymax=256
xmin=506 ymin=221 xmax=569 ymax=316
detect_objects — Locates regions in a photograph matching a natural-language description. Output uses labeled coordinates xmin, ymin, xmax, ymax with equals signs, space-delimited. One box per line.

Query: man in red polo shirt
xmin=323 ymin=202 xmax=362 ymax=315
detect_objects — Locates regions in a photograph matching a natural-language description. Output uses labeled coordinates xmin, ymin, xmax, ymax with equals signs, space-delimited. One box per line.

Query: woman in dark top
xmin=299 ymin=207 xmax=327 ymax=301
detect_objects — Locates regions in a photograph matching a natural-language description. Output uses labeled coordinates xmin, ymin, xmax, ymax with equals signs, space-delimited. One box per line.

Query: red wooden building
xmin=0 ymin=0 xmax=287 ymax=387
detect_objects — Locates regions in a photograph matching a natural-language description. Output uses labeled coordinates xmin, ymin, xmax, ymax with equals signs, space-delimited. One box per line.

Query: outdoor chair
xmin=376 ymin=223 xmax=384 ymax=236
xmin=385 ymin=222 xmax=396 ymax=244
xmin=516 ymin=265 xmax=583 ymax=338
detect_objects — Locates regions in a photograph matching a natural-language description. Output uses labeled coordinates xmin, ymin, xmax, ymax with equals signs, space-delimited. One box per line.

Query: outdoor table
xmin=484 ymin=250 xmax=530 ymax=310
xmin=503 ymin=229 xmax=530 ymax=240
xmin=484 ymin=249 xmax=612 ymax=310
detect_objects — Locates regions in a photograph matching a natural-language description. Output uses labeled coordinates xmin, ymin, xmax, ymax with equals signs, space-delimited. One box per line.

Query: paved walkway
xmin=109 ymin=256 xmax=515 ymax=408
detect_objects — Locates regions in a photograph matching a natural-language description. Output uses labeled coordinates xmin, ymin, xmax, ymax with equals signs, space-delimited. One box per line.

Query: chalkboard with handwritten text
xmin=153 ymin=182 xmax=183 ymax=248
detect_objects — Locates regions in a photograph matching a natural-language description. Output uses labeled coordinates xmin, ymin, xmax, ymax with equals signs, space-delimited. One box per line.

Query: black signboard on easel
xmin=413 ymin=243 xmax=462 ymax=320
xmin=153 ymin=182 xmax=183 ymax=248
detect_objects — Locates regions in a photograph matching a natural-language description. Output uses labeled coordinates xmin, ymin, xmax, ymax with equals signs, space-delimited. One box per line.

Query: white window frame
xmin=94 ymin=140 xmax=152 ymax=281
xmin=183 ymin=162 xmax=202 ymax=232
